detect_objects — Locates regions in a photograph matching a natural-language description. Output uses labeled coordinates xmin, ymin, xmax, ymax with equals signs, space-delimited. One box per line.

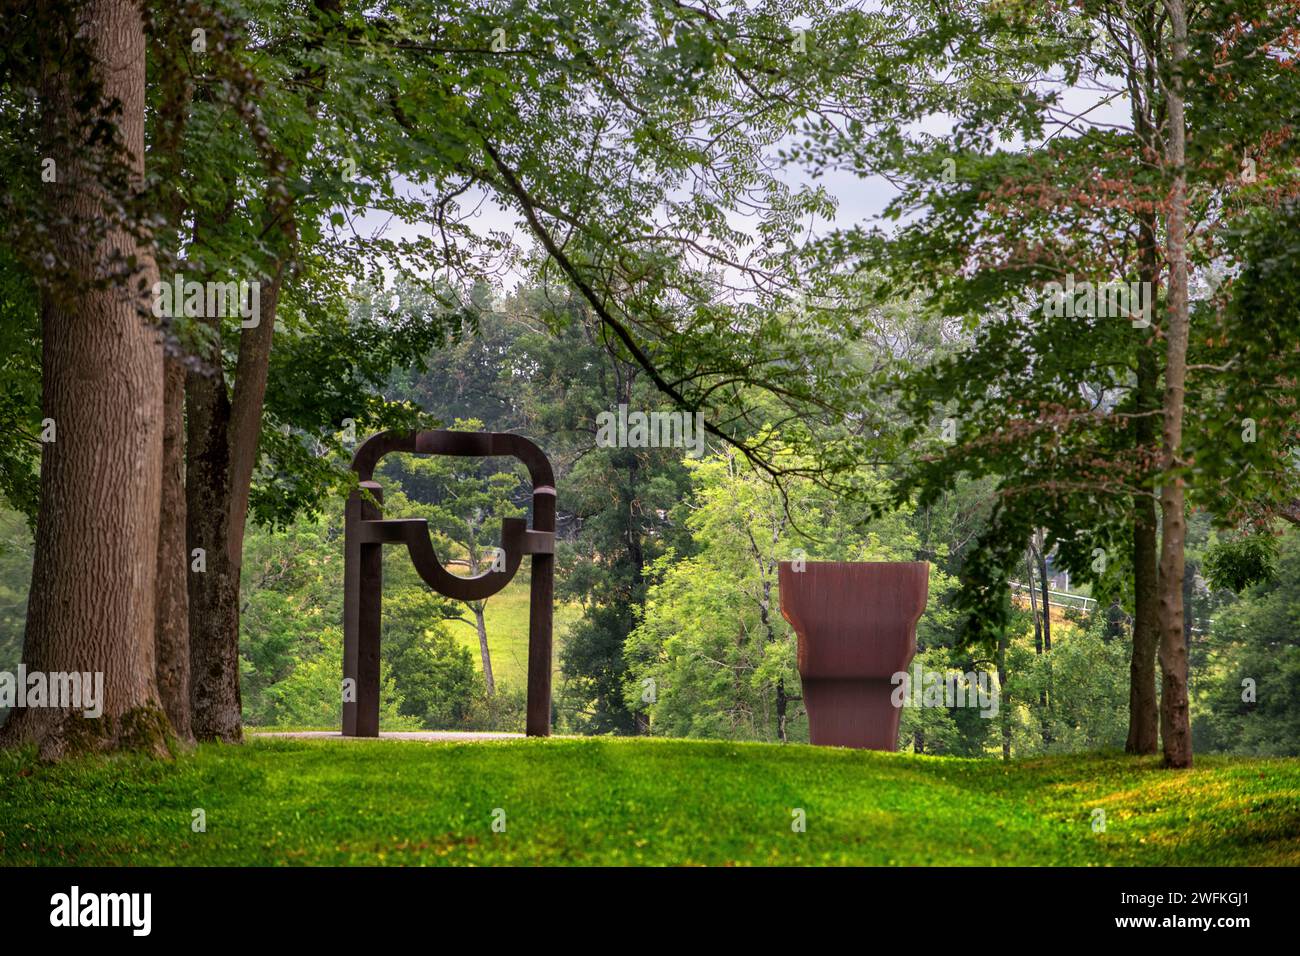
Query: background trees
xmin=789 ymin=0 xmax=1300 ymax=767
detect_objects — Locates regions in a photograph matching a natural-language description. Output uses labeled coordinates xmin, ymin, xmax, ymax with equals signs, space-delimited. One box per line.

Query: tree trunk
xmin=1156 ymin=0 xmax=1193 ymax=768
xmin=1026 ymin=549 xmax=1042 ymax=654
xmin=1035 ymin=532 xmax=1052 ymax=652
xmin=996 ymin=624 xmax=1011 ymax=761
xmin=1127 ymin=492 xmax=1160 ymax=753
xmin=183 ymin=0 xmax=326 ymax=742
xmin=147 ymin=2 xmax=196 ymax=745
xmin=0 ymin=0 xmax=169 ymax=759
xmin=775 ymin=678 xmax=800 ymax=744
xmin=472 ymin=601 xmax=495 ymax=695
xmin=155 ymin=354 xmax=192 ymax=741
xmin=775 ymin=677 xmax=788 ymax=743
xmin=185 ymin=249 xmax=287 ymax=742
xmin=1030 ymin=537 xmax=1052 ymax=746
xmin=186 ymin=356 xmax=243 ymax=742
xmin=1127 ymin=206 xmax=1162 ymax=755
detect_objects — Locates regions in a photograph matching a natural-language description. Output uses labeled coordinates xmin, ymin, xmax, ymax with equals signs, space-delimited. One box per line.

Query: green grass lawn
xmin=2 ymin=738 xmax=1297 ymax=866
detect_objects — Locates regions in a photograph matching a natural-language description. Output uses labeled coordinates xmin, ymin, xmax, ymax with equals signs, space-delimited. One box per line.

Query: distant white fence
xmin=1009 ymin=581 xmax=1097 ymax=612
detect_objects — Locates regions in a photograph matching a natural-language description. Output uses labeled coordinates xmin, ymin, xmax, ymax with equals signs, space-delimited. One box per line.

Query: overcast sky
xmin=346 ymin=48 xmax=1135 ymax=298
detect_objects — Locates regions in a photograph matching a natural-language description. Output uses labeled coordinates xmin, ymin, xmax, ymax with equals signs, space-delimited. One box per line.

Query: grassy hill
xmin=2 ymin=738 xmax=1298 ymax=866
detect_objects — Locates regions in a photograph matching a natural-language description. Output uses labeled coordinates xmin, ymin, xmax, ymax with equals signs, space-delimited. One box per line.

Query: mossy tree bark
xmin=0 ymin=0 xmax=169 ymax=759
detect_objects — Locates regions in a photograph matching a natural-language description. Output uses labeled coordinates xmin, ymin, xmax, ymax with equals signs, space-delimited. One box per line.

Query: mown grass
xmin=1 ymin=738 xmax=1297 ymax=866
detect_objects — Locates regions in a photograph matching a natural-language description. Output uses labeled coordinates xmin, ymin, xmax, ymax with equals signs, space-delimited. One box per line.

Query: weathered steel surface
xmin=778 ymin=561 xmax=929 ymax=750
xmin=343 ymin=430 xmax=556 ymax=738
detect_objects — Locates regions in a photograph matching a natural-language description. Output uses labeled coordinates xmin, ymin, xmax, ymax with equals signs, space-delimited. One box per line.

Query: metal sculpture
xmin=343 ymin=430 xmax=556 ymax=737
xmin=778 ymin=561 xmax=929 ymax=750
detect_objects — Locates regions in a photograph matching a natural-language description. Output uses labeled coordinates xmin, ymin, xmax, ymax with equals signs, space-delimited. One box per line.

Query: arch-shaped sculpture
xmin=343 ymin=430 xmax=556 ymax=737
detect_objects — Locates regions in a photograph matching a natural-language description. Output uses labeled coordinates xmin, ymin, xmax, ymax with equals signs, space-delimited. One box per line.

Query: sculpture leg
xmin=354 ymin=540 xmax=382 ymax=737
xmin=526 ymin=552 xmax=553 ymax=737
xmin=343 ymin=486 xmax=383 ymax=737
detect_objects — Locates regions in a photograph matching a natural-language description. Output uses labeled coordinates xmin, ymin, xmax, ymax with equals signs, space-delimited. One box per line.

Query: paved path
xmin=253 ymin=730 xmax=524 ymax=742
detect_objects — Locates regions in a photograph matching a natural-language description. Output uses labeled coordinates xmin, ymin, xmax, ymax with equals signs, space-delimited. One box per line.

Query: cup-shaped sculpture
xmin=778 ymin=561 xmax=929 ymax=750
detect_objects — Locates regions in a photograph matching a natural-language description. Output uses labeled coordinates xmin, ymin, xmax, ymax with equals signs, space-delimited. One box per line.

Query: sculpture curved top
xmin=350 ymin=429 xmax=556 ymax=602
xmin=352 ymin=429 xmax=555 ymax=489
xmin=778 ymin=561 xmax=929 ymax=679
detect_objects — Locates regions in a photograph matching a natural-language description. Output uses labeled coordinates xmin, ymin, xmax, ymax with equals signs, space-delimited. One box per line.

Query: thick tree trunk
xmin=0 ymin=0 xmax=169 ymax=758
xmin=155 ymin=354 xmax=192 ymax=741
xmin=1156 ymin=0 xmax=1193 ymax=768
xmin=147 ymin=2 xmax=196 ymax=745
xmin=185 ymin=248 xmax=286 ymax=742
xmin=186 ymin=357 xmax=243 ymax=743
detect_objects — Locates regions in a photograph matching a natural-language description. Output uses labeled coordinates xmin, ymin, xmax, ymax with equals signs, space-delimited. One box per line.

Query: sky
xmin=344 ymin=21 xmax=1138 ymax=300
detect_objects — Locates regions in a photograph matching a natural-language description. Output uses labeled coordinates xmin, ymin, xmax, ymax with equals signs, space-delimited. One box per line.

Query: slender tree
xmin=1156 ymin=0 xmax=1193 ymax=767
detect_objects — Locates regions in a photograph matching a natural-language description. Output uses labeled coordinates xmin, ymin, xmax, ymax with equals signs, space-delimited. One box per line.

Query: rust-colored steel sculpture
xmin=778 ymin=561 xmax=929 ymax=750
xmin=343 ymin=430 xmax=556 ymax=737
